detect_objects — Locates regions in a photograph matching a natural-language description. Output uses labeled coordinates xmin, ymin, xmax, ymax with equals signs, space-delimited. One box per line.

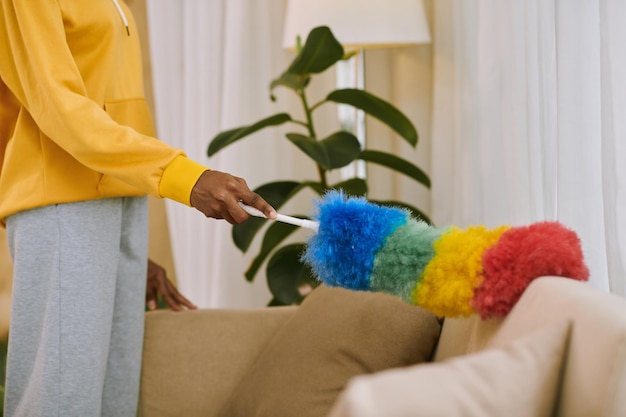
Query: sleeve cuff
xmin=159 ymin=155 xmax=210 ymax=206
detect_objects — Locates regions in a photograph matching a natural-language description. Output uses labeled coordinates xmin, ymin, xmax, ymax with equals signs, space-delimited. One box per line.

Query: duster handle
xmin=239 ymin=202 xmax=319 ymax=232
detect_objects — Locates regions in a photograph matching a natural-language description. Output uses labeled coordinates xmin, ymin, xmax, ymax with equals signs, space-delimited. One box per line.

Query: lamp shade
xmin=282 ymin=0 xmax=431 ymax=51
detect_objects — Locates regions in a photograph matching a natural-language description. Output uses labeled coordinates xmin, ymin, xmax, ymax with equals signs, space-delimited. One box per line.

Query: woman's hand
xmin=190 ymin=170 xmax=276 ymax=224
xmin=146 ymin=259 xmax=197 ymax=311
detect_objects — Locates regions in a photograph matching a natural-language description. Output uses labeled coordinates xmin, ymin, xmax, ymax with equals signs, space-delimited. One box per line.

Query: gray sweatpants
xmin=4 ymin=197 xmax=148 ymax=417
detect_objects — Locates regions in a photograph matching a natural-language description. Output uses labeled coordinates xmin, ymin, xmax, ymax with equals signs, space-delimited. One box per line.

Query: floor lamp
xmin=282 ymin=0 xmax=431 ymax=180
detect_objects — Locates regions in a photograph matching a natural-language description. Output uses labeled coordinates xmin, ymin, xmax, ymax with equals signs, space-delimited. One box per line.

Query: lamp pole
xmin=336 ymin=49 xmax=366 ymax=180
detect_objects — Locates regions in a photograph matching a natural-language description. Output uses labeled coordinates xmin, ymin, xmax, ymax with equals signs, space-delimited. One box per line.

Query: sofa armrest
xmin=433 ymin=276 xmax=626 ymax=417
xmin=138 ymin=306 xmax=297 ymax=417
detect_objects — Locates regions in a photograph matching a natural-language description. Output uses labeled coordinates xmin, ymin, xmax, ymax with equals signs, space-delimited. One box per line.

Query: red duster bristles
xmin=472 ymin=221 xmax=589 ymax=319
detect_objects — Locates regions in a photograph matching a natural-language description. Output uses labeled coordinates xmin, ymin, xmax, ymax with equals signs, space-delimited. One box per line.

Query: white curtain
xmin=146 ymin=0 xmax=294 ymax=308
xmin=145 ymin=0 xmax=433 ymax=308
xmin=431 ymin=0 xmax=626 ymax=294
xmin=146 ymin=0 xmax=624 ymax=306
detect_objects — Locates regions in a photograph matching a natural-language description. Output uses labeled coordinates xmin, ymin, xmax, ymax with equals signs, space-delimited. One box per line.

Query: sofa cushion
xmin=218 ymin=285 xmax=441 ymax=417
xmin=139 ymin=307 xmax=297 ymax=417
xmin=327 ymin=321 xmax=571 ymax=417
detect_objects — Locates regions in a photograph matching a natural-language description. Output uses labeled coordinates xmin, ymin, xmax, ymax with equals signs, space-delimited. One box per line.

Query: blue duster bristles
xmin=301 ymin=190 xmax=409 ymax=290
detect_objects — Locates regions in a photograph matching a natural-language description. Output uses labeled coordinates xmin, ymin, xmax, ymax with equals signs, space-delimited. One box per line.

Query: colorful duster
xmin=302 ymin=191 xmax=589 ymax=319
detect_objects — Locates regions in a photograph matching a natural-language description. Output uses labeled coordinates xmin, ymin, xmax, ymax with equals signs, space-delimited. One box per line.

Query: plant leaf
xmin=267 ymin=298 xmax=284 ymax=306
xmin=286 ymin=131 xmax=361 ymax=170
xmin=327 ymin=89 xmax=418 ymax=147
xmin=359 ymin=150 xmax=431 ymax=188
xmin=329 ymin=178 xmax=368 ymax=196
xmin=266 ymin=243 xmax=315 ymax=305
xmin=287 ymin=26 xmax=344 ymax=75
xmin=207 ymin=113 xmax=291 ymax=157
xmin=244 ymin=220 xmax=300 ymax=282
xmin=301 ymin=180 xmax=326 ymax=195
xmin=254 ymin=181 xmax=304 ymax=208
xmin=232 ymin=218 xmax=267 ymax=254
xmin=269 ymin=72 xmax=310 ymax=97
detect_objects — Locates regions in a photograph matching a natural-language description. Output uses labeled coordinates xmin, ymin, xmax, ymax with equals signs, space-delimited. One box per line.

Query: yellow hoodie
xmin=0 ymin=0 xmax=208 ymax=225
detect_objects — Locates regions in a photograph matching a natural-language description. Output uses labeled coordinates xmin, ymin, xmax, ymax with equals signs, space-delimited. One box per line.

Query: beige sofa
xmin=138 ymin=276 xmax=626 ymax=417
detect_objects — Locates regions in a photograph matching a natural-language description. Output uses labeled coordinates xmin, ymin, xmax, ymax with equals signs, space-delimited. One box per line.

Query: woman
xmin=0 ymin=1 xmax=276 ymax=415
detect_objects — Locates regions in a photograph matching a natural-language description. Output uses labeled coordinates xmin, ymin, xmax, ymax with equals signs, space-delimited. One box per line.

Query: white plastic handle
xmin=239 ymin=202 xmax=319 ymax=232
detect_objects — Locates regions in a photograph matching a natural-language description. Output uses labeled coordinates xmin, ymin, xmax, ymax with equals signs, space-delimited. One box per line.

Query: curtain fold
xmin=599 ymin=0 xmax=626 ymax=295
xmin=146 ymin=0 xmax=289 ymax=308
xmin=431 ymin=0 xmax=625 ymax=294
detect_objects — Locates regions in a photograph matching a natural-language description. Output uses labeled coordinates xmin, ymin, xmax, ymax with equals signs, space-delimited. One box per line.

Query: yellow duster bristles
xmin=412 ymin=225 xmax=510 ymax=317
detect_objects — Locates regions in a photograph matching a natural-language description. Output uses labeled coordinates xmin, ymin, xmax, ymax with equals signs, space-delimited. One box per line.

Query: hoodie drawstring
xmin=111 ymin=0 xmax=130 ymax=36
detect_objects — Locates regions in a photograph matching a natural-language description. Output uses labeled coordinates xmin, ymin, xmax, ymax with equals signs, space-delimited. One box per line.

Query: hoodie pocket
xmin=103 ymin=98 xmax=156 ymax=137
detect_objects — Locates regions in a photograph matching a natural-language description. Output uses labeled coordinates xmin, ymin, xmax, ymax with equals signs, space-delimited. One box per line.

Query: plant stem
xmin=289 ymin=120 xmax=309 ymax=128
xmin=309 ymin=99 xmax=327 ymax=113
xmin=299 ymin=88 xmax=328 ymax=189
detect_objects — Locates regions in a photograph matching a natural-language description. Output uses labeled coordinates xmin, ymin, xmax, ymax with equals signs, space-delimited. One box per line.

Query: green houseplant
xmin=208 ymin=26 xmax=430 ymax=305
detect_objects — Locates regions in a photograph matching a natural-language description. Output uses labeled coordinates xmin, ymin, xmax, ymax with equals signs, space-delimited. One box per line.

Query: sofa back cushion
xmin=139 ymin=306 xmax=297 ymax=417
xmin=218 ymin=285 xmax=442 ymax=417
xmin=434 ymin=276 xmax=626 ymax=417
